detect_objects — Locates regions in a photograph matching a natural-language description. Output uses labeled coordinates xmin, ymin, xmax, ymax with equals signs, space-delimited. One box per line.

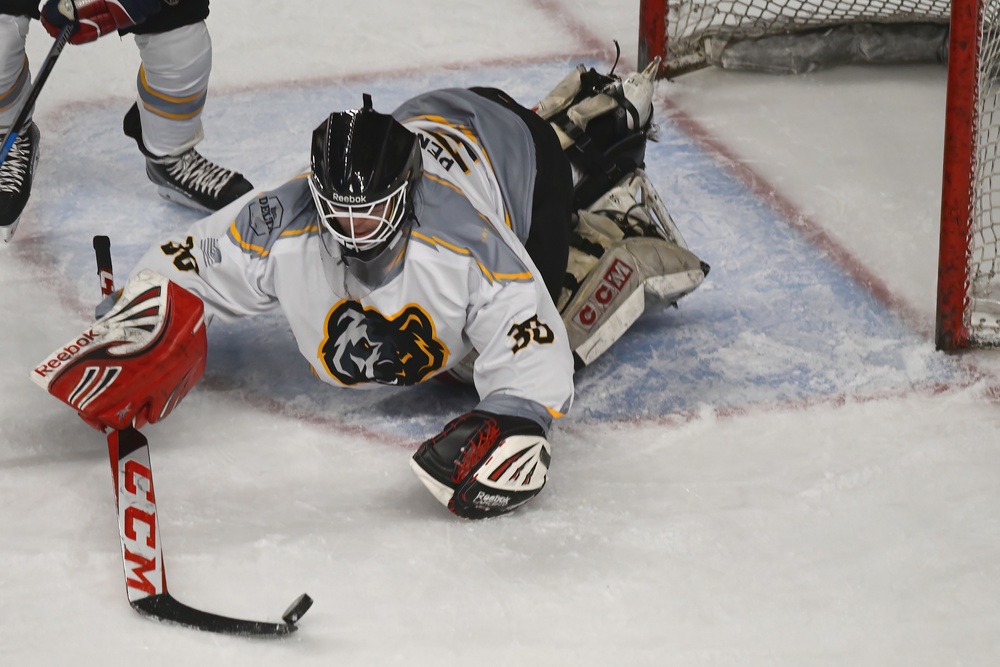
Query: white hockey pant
xmin=0 ymin=14 xmax=30 ymax=132
xmin=133 ymin=21 xmax=211 ymax=157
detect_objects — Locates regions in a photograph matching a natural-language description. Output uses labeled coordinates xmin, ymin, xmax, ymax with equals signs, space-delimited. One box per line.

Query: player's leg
xmin=122 ymin=0 xmax=253 ymax=212
xmin=559 ymin=171 xmax=710 ymax=368
xmin=534 ymin=63 xmax=710 ymax=368
xmin=534 ymin=61 xmax=658 ymax=210
xmin=468 ymin=86 xmax=575 ymax=305
xmin=0 ymin=2 xmax=40 ymax=239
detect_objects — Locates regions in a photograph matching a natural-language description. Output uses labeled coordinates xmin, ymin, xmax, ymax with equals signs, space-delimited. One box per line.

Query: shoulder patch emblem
xmin=249 ymin=196 xmax=284 ymax=236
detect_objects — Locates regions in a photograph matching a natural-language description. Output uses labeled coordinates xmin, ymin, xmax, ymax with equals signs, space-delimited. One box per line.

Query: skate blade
xmin=1 ymin=218 xmax=20 ymax=243
xmin=155 ymin=186 xmax=214 ymax=214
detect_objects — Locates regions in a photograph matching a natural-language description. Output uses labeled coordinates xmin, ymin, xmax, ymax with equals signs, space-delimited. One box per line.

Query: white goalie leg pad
xmin=561 ymin=236 xmax=708 ymax=367
xmin=559 ymin=167 xmax=709 ymax=366
xmin=561 ymin=63 xmax=658 ymax=135
xmin=620 ymin=58 xmax=659 ymax=132
xmin=534 ymin=58 xmax=659 ymax=133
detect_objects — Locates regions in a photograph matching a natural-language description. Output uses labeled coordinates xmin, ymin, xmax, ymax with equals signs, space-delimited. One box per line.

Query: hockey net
xmin=639 ymin=0 xmax=951 ymax=76
xmin=638 ymin=0 xmax=1000 ymax=350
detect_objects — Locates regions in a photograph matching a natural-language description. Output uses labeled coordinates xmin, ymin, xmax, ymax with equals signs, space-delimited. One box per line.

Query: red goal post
xmin=638 ymin=0 xmax=1000 ymax=350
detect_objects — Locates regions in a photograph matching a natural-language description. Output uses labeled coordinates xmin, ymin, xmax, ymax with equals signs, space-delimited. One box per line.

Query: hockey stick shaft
xmin=108 ymin=427 xmax=304 ymax=636
xmin=92 ymin=236 xmax=311 ymax=636
xmin=0 ymin=25 xmax=74 ymax=165
xmin=93 ymin=235 xmax=115 ymax=296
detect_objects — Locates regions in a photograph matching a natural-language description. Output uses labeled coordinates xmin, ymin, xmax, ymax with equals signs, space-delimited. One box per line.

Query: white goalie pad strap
xmin=533 ymin=65 xmax=585 ymax=120
xmin=566 ymin=93 xmax=619 ymax=132
xmin=577 ymin=209 xmax=626 ymax=248
xmin=587 ymin=169 xmax=689 ymax=249
xmin=561 ymin=237 xmax=707 ymax=367
xmin=551 ymin=124 xmax=574 ymax=151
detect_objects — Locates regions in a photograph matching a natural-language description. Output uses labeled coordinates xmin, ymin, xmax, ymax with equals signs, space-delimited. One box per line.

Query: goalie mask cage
xmin=638 ymin=0 xmax=1000 ymax=350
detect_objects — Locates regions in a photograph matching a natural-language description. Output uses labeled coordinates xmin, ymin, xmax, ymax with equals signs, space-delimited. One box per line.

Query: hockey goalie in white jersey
xmin=32 ymin=60 xmax=708 ymax=519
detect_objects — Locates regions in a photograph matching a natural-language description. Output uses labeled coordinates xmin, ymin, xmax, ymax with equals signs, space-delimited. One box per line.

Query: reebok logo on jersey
xmin=572 ymin=258 xmax=635 ymax=330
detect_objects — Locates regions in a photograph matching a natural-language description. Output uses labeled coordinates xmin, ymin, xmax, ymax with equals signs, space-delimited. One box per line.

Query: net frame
xmin=938 ymin=0 xmax=1000 ymax=349
xmin=638 ymin=0 xmax=1000 ymax=350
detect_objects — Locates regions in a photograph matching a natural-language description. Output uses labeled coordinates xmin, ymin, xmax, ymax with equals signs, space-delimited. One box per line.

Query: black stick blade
xmin=282 ymin=593 xmax=314 ymax=626
xmin=132 ymin=594 xmax=297 ymax=637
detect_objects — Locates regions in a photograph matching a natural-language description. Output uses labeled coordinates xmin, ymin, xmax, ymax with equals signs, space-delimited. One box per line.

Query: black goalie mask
xmin=309 ymin=94 xmax=423 ymax=253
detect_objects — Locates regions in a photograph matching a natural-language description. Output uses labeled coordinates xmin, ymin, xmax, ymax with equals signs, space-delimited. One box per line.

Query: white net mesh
xmin=665 ymin=0 xmax=951 ymax=72
xmin=967 ymin=2 xmax=1000 ymax=342
xmin=659 ymin=0 xmax=1000 ymax=346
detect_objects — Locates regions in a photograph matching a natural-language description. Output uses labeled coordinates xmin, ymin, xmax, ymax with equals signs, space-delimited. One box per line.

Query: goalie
xmin=32 ymin=61 xmax=708 ymax=519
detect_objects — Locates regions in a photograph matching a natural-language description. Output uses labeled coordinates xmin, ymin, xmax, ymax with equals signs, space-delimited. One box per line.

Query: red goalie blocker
xmin=31 ymin=270 xmax=207 ymax=432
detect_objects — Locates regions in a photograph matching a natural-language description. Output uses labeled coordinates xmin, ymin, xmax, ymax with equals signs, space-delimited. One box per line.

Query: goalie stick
xmin=93 ymin=236 xmax=313 ymax=637
xmin=0 ymin=25 xmax=74 ymax=165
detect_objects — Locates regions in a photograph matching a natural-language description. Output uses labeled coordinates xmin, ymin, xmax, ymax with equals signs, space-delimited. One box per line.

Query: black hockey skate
xmin=124 ymin=103 xmax=253 ymax=212
xmin=0 ymin=121 xmax=40 ymax=242
xmin=144 ymin=149 xmax=254 ymax=212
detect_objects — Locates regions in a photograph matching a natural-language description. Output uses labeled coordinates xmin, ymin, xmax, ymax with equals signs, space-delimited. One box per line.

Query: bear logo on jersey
xmin=319 ymin=301 xmax=448 ymax=386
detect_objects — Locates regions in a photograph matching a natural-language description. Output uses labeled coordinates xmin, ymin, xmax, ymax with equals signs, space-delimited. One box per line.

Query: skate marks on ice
xmin=18 ymin=61 xmax=963 ymax=440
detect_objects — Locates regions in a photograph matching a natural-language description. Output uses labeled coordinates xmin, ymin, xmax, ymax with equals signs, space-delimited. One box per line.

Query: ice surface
xmin=1 ymin=2 xmax=998 ymax=666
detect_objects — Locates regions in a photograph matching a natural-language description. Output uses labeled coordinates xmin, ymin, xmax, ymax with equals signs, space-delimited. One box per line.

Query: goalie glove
xmin=31 ymin=269 xmax=207 ymax=432
xmin=410 ymin=411 xmax=552 ymax=519
xmin=41 ymin=0 xmax=160 ymax=44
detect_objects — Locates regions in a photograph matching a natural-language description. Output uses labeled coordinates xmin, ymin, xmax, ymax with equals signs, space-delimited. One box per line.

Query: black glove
xmin=410 ymin=410 xmax=551 ymax=519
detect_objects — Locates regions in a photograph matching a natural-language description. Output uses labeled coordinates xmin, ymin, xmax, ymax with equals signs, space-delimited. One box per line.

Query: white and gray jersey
xmin=132 ymin=89 xmax=575 ymax=430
